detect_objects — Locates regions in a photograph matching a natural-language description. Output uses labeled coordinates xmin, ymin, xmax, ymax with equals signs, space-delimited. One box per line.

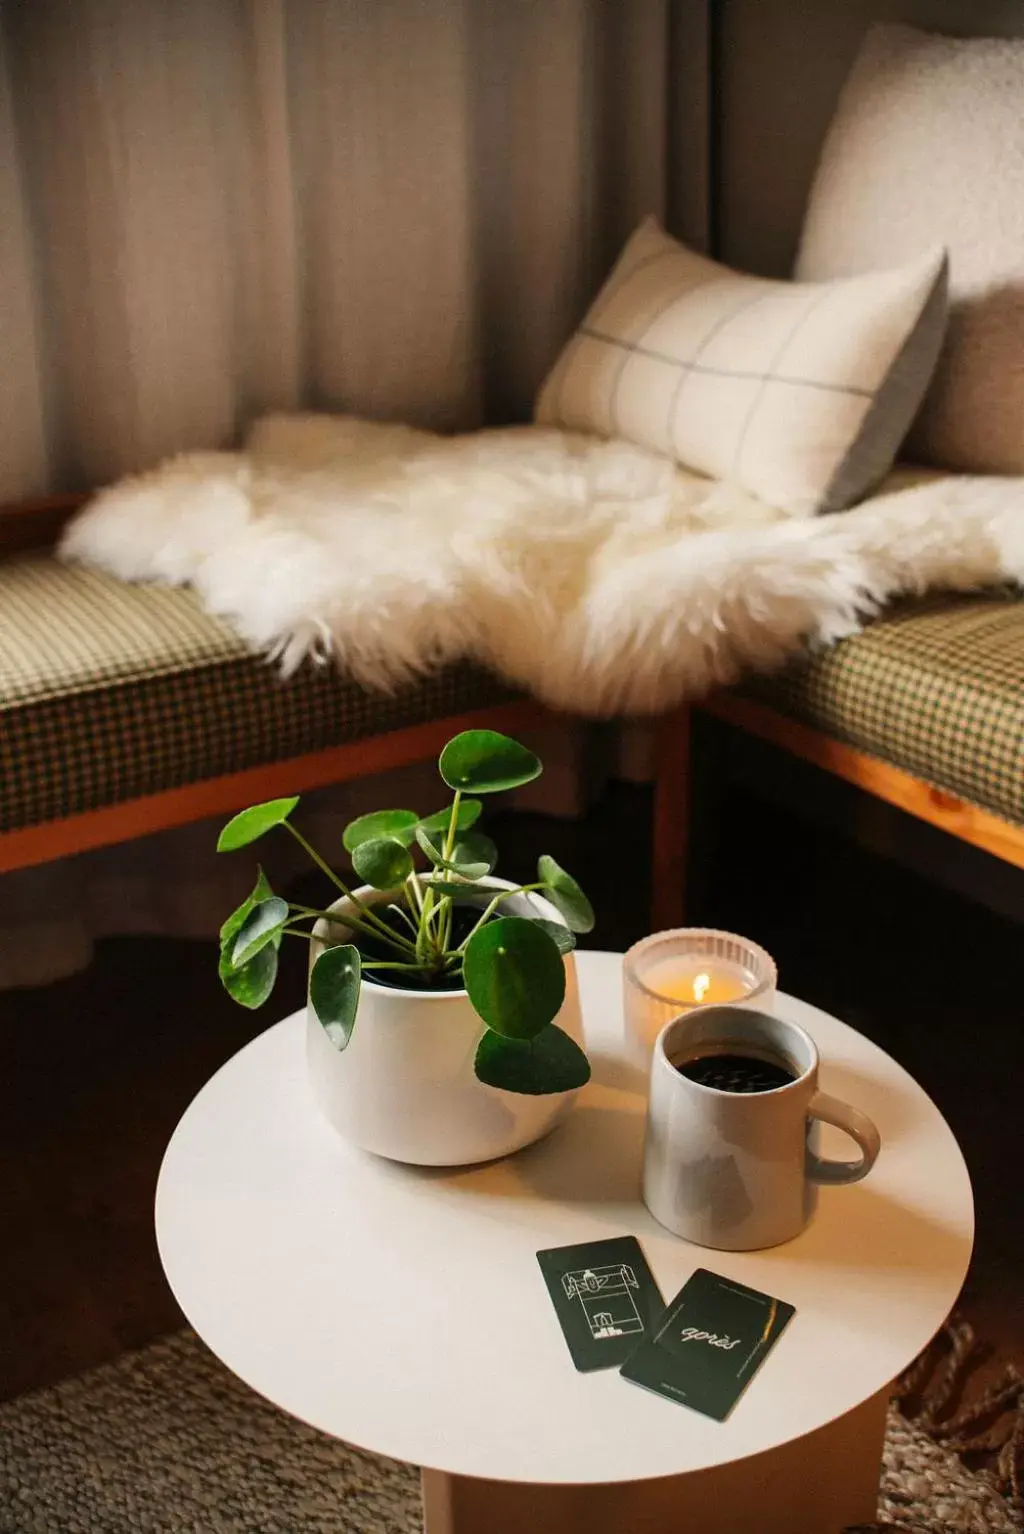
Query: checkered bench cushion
xmin=743 ymin=591 xmax=1024 ymax=826
xmin=0 ymin=556 xmax=514 ymax=833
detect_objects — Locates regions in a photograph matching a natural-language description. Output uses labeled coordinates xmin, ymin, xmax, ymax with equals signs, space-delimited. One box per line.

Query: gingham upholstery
xmin=0 ymin=556 xmax=514 ymax=833
xmin=744 ymin=591 xmax=1024 ymax=825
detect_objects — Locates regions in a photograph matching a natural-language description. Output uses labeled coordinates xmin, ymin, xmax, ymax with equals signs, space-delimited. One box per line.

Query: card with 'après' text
xmin=619 ymin=1267 xmax=795 ymax=1421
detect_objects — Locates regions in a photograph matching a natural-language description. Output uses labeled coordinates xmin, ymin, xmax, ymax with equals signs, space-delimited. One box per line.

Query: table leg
xmin=421 ymin=1384 xmax=888 ymax=1534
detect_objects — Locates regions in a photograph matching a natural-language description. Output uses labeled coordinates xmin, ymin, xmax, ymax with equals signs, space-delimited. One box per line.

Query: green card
xmin=620 ymin=1267 xmax=795 ymax=1420
xmin=536 ymin=1236 xmax=665 ymax=1372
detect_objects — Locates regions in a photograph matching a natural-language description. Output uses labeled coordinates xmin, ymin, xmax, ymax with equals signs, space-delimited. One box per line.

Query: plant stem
xmin=418 ymin=890 xmax=444 ymax=966
xmin=386 ymin=902 xmax=420 ymax=938
xmin=436 ymin=896 xmax=452 ymax=963
xmin=405 ymin=868 xmax=433 ymax=966
xmin=418 ymin=870 xmax=439 ymax=948
xmin=282 ymin=821 xmax=410 ymax=949
xmin=417 ymin=791 xmax=462 ymax=955
xmin=443 ymin=789 xmax=462 ymax=861
xmin=454 ymin=882 xmax=547 ymax=954
xmin=278 ymin=926 xmax=426 ymax=968
xmin=282 ymin=821 xmax=351 ymax=897
xmin=287 ymin=903 xmax=418 ymax=958
xmin=405 ymin=872 xmax=424 ymax=916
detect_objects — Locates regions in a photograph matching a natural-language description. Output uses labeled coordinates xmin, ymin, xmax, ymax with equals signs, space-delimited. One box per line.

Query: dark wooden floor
xmin=1 ymin=772 xmax=1021 ymax=1403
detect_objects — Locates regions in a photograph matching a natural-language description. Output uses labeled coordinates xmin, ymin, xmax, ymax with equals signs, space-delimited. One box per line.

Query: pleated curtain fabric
xmin=0 ymin=0 xmax=680 ymax=502
xmin=0 ymin=0 xmax=705 ymax=987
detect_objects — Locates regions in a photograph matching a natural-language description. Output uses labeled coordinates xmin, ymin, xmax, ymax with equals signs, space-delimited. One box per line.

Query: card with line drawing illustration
xmin=536 ymin=1236 xmax=664 ymax=1372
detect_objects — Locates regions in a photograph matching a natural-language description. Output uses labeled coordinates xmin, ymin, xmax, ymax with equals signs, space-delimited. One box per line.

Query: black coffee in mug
xmin=674 ymin=1051 xmax=796 ymax=1094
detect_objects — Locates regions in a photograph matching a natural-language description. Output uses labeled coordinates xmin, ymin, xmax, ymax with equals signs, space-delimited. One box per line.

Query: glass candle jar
xmin=622 ymin=928 xmax=777 ymax=1066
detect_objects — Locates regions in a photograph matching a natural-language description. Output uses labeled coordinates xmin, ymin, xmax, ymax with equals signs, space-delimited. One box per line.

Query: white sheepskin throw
xmin=59 ymin=413 xmax=1024 ymax=716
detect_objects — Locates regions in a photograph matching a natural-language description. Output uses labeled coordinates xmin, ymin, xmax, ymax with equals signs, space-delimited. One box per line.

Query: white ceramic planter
xmin=305 ymin=877 xmax=585 ymax=1166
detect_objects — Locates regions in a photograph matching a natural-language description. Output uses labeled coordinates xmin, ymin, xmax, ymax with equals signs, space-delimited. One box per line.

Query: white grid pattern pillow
xmin=535 ymin=219 xmax=947 ymax=516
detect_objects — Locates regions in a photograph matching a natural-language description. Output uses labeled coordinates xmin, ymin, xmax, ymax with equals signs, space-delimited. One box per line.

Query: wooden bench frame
xmin=650 ymin=695 xmax=1024 ymax=930
xmin=0 ymin=697 xmax=564 ymax=876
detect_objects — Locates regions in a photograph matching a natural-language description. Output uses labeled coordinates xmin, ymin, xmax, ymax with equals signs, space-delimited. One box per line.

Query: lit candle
xmin=623 ymin=929 xmax=777 ymax=1067
xmin=640 ymin=955 xmax=752 ymax=1007
xmin=640 ymin=951 xmax=751 ymax=1012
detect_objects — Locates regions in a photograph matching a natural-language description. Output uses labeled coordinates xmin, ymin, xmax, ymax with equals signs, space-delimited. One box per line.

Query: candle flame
xmin=692 ymin=971 xmax=711 ymax=1003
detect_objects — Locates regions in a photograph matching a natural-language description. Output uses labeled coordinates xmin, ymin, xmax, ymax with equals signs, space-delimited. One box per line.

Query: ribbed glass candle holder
xmin=622 ymin=928 xmax=777 ymax=1066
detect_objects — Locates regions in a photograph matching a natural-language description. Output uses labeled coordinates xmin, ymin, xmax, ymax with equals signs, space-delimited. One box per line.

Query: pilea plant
xmin=215 ymin=729 xmax=594 ymax=1095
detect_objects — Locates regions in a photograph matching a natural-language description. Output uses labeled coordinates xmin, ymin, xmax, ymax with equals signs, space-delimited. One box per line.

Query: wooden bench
xmin=0 ymin=497 xmax=567 ymax=887
xmin=652 ymin=590 xmax=1024 ymax=927
xmin=6 ymin=498 xmax=1021 ymax=935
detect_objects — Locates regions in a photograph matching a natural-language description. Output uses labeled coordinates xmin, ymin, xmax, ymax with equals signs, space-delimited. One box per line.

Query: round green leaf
xmin=537 ymin=855 xmax=595 ymax=934
xmin=417 ymin=799 xmax=483 ymax=838
xmin=415 ymin=826 xmax=497 ymax=880
xmin=414 ymin=824 xmax=444 ymax=867
xmin=531 ymin=917 xmax=576 ymax=956
xmin=474 ymin=1025 xmax=591 ymax=1095
xmin=449 ymin=832 xmax=498 ymax=879
xmin=219 ymin=867 xmax=274 ymax=948
xmin=351 ymin=836 xmax=415 ymax=890
xmin=439 ymin=731 xmax=541 ymax=795
xmin=418 ymin=879 xmax=490 ymax=900
xmin=231 ymin=896 xmax=289 ymax=968
xmin=342 ymin=809 xmax=419 ymax=852
xmin=463 ymin=916 xmax=565 ymax=1040
xmin=217 ymin=797 xmax=299 ymax=852
xmin=219 ymin=942 xmax=278 ymax=1009
xmin=310 ymin=943 xmax=361 ymax=1050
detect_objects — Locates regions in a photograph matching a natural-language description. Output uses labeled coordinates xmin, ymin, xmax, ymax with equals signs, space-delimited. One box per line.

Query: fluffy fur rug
xmin=60 ymin=413 xmax=1024 ymax=716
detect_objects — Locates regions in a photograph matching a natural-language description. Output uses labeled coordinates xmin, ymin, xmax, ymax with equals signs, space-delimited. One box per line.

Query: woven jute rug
xmin=0 ymin=1324 xmax=1020 ymax=1533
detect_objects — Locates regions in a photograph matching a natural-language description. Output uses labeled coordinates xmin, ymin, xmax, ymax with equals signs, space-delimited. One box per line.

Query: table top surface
xmin=155 ymin=950 xmax=974 ymax=1486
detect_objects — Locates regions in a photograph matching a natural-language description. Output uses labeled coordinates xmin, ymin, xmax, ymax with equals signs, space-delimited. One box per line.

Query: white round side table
xmin=155 ymin=951 xmax=973 ymax=1534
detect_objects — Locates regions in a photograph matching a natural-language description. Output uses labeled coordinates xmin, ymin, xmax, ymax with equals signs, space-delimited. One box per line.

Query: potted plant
xmin=215 ymin=729 xmax=594 ymax=1166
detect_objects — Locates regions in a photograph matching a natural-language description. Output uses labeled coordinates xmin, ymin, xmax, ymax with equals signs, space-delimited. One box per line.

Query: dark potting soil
xmin=353 ymin=901 xmax=487 ymax=991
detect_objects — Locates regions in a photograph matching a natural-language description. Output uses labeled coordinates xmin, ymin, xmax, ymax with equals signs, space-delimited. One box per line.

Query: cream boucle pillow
xmin=535 ymin=218 xmax=947 ymax=516
xmin=796 ymin=24 xmax=1024 ymax=476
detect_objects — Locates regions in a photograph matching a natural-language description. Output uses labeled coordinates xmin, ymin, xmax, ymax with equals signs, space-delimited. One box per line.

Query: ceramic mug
xmin=642 ymin=1006 xmax=881 ymax=1250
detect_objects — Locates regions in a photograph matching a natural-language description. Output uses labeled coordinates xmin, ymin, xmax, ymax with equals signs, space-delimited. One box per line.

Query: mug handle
xmin=806 ymin=1091 xmax=881 ymax=1186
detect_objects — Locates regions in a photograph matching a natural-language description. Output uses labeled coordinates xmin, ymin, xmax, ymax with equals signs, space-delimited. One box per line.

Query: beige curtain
xmin=0 ymin=0 xmax=705 ymax=986
xmin=0 ymin=0 xmax=679 ymax=501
